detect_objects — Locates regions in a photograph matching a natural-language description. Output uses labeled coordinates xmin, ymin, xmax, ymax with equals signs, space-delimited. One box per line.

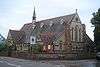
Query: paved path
xmin=0 ymin=57 xmax=98 ymax=67
xmin=0 ymin=57 xmax=58 ymax=67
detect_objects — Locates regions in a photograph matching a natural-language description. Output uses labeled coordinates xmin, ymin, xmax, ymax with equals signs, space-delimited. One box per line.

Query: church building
xmin=7 ymin=8 xmax=95 ymax=54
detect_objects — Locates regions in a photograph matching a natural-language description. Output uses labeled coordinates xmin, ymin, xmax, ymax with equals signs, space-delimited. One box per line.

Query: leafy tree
xmin=0 ymin=42 xmax=8 ymax=52
xmin=91 ymin=8 xmax=100 ymax=51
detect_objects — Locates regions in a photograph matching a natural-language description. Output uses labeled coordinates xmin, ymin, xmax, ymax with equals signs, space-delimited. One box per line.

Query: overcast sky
xmin=0 ymin=0 xmax=100 ymax=40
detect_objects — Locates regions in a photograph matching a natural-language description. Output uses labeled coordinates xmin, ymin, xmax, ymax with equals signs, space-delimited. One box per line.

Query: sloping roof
xmin=21 ymin=23 xmax=32 ymax=31
xmin=53 ymin=31 xmax=64 ymax=42
xmin=21 ymin=23 xmax=33 ymax=34
xmin=7 ymin=13 xmax=76 ymax=44
xmin=38 ymin=13 xmax=75 ymax=44
xmin=9 ymin=30 xmax=25 ymax=44
xmin=84 ymin=33 xmax=95 ymax=48
xmin=21 ymin=13 xmax=76 ymax=34
xmin=37 ymin=13 xmax=75 ymax=24
xmin=50 ymin=22 xmax=64 ymax=32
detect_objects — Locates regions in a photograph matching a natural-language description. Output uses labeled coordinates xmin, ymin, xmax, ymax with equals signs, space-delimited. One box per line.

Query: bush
xmin=0 ymin=43 xmax=8 ymax=52
xmin=32 ymin=44 xmax=42 ymax=53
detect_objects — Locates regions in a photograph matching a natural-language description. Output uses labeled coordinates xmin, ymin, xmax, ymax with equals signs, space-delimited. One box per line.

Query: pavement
xmin=0 ymin=56 xmax=98 ymax=67
xmin=0 ymin=57 xmax=59 ymax=67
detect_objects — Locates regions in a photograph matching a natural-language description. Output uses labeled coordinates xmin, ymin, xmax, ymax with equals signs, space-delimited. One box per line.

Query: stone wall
xmin=10 ymin=51 xmax=96 ymax=60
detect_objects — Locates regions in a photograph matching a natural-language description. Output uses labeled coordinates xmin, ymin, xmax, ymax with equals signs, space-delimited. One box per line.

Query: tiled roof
xmin=8 ymin=13 xmax=76 ymax=44
xmin=9 ymin=30 xmax=25 ymax=44
xmin=37 ymin=13 xmax=75 ymax=24
xmin=21 ymin=13 xmax=75 ymax=33
xmin=36 ymin=13 xmax=75 ymax=42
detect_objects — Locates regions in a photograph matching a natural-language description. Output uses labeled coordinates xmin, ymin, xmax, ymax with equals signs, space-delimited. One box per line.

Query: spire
xmin=75 ymin=9 xmax=78 ymax=14
xmin=32 ymin=7 xmax=36 ymax=22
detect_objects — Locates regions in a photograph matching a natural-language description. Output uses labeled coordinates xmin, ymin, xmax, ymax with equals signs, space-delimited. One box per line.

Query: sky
xmin=0 ymin=0 xmax=100 ymax=40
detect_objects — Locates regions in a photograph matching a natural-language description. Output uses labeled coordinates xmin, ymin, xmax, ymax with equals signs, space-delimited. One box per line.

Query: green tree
xmin=91 ymin=8 xmax=100 ymax=51
xmin=0 ymin=43 xmax=7 ymax=52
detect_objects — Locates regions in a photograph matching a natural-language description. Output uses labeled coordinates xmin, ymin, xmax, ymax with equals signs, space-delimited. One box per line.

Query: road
xmin=0 ymin=57 xmax=99 ymax=67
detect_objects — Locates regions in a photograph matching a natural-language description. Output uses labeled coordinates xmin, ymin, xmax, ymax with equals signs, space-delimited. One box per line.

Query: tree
xmin=0 ymin=43 xmax=8 ymax=52
xmin=91 ymin=8 xmax=100 ymax=51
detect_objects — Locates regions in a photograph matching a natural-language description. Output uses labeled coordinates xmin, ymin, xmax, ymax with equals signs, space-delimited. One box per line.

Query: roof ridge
xmin=36 ymin=13 xmax=76 ymax=22
xmin=9 ymin=29 xmax=20 ymax=32
xmin=24 ymin=22 xmax=32 ymax=25
xmin=22 ymin=13 xmax=76 ymax=25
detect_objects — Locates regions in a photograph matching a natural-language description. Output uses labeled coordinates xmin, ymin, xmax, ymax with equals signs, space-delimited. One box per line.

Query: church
xmin=7 ymin=8 xmax=95 ymax=54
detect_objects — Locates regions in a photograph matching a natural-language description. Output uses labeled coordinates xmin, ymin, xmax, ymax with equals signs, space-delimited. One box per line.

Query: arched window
xmin=71 ymin=28 xmax=74 ymax=41
xmin=79 ymin=29 xmax=81 ymax=42
xmin=75 ymin=25 xmax=79 ymax=42
xmin=81 ymin=31 xmax=83 ymax=42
